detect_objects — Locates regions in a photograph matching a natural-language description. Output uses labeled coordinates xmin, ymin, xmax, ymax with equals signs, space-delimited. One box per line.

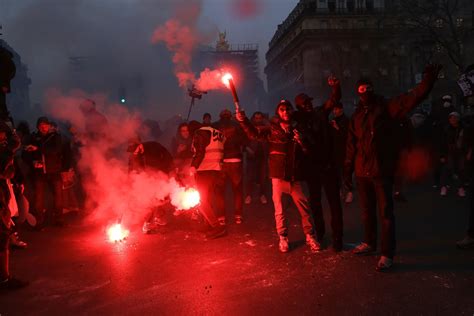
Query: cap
xmin=442 ymin=95 xmax=452 ymax=101
xmin=448 ymin=111 xmax=460 ymax=118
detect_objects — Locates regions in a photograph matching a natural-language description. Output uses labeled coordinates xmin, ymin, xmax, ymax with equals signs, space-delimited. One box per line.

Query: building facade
xmin=265 ymin=0 xmax=474 ymax=110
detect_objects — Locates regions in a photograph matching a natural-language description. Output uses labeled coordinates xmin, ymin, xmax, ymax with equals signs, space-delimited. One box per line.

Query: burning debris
xmin=107 ymin=223 xmax=130 ymax=243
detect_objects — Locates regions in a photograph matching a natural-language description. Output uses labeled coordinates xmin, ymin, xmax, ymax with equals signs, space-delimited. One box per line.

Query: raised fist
xmin=328 ymin=75 xmax=340 ymax=87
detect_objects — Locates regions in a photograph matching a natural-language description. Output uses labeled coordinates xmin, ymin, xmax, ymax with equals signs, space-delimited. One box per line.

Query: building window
xmin=456 ymin=17 xmax=463 ymax=27
xmin=328 ymin=0 xmax=336 ymax=12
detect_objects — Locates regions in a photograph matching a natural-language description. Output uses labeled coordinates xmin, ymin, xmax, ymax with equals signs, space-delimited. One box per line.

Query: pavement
xmin=0 ymin=182 xmax=473 ymax=315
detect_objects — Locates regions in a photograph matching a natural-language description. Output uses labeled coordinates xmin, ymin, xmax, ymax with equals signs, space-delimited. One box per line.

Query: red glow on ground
xmin=399 ymin=147 xmax=432 ymax=182
xmin=107 ymin=223 xmax=130 ymax=243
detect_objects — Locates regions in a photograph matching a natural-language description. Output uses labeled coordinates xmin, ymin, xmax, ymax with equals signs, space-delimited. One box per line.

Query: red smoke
xmin=150 ymin=1 xmax=203 ymax=88
xmin=231 ymin=0 xmax=262 ymax=19
xmin=44 ymin=89 xmax=200 ymax=230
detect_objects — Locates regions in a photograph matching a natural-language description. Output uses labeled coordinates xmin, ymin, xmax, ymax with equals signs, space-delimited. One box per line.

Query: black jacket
xmin=345 ymin=72 xmax=437 ymax=178
xmin=26 ymin=131 xmax=64 ymax=174
xmin=240 ymin=117 xmax=308 ymax=181
xmin=212 ymin=119 xmax=247 ymax=160
xmin=129 ymin=141 xmax=173 ymax=174
xmin=331 ymin=114 xmax=350 ymax=167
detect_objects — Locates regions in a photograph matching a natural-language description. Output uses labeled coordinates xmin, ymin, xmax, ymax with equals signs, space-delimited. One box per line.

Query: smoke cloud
xmin=44 ymin=89 xmax=198 ymax=227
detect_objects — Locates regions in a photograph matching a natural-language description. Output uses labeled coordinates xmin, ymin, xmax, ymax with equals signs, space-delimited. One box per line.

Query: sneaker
xmin=352 ymin=242 xmax=376 ymax=255
xmin=218 ymin=217 xmax=226 ymax=226
xmin=345 ymin=191 xmax=353 ymax=204
xmin=235 ymin=215 xmax=242 ymax=224
xmin=10 ymin=232 xmax=27 ymax=249
xmin=259 ymin=195 xmax=268 ymax=204
xmin=375 ymin=256 xmax=393 ymax=272
xmin=0 ymin=277 xmax=29 ymax=290
xmin=306 ymin=234 xmax=322 ymax=253
xmin=440 ymin=186 xmax=448 ymax=196
xmin=279 ymin=236 xmax=289 ymax=253
xmin=457 ymin=187 xmax=466 ymax=198
xmin=205 ymin=225 xmax=227 ymax=239
xmin=244 ymin=196 xmax=252 ymax=205
xmin=456 ymin=235 xmax=474 ymax=249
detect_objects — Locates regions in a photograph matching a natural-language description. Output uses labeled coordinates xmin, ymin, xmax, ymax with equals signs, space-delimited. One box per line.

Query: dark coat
xmin=26 ymin=131 xmax=64 ymax=175
xmin=345 ymin=74 xmax=437 ymax=178
xmin=240 ymin=117 xmax=308 ymax=181
xmin=129 ymin=141 xmax=173 ymax=174
xmin=212 ymin=119 xmax=247 ymax=160
xmin=331 ymin=114 xmax=350 ymax=167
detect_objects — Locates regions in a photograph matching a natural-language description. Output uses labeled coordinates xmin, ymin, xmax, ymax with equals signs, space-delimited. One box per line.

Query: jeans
xmin=356 ymin=176 xmax=396 ymax=258
xmin=308 ymin=167 xmax=343 ymax=242
xmin=217 ymin=162 xmax=243 ymax=219
xmin=271 ymin=179 xmax=315 ymax=237
xmin=195 ymin=171 xmax=223 ymax=228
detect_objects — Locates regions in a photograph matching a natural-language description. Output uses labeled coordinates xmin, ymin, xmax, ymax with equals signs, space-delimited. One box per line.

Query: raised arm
xmin=387 ymin=64 xmax=441 ymax=119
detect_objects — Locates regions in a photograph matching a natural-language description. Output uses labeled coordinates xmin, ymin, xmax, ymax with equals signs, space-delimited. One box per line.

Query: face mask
xmin=443 ymin=102 xmax=451 ymax=108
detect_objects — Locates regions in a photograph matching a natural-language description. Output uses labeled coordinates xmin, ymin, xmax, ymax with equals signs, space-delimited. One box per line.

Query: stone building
xmin=265 ymin=0 xmax=474 ymax=111
xmin=0 ymin=39 xmax=32 ymax=120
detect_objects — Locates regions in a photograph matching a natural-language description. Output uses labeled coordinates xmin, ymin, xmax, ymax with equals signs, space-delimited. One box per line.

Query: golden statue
xmin=216 ymin=31 xmax=230 ymax=51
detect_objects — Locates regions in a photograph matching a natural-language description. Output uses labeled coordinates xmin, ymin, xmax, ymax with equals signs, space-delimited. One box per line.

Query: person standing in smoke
xmin=24 ymin=117 xmax=65 ymax=227
xmin=244 ymin=111 xmax=270 ymax=205
xmin=345 ymin=64 xmax=441 ymax=271
xmin=171 ymin=123 xmax=194 ymax=186
xmin=0 ymin=121 xmax=28 ymax=290
xmin=236 ymin=100 xmax=321 ymax=253
xmin=293 ymin=76 xmax=344 ymax=252
xmin=127 ymin=136 xmax=174 ymax=233
xmin=212 ymin=109 xmax=247 ymax=224
xmin=330 ymin=102 xmax=353 ymax=204
xmin=189 ymin=121 xmax=227 ymax=239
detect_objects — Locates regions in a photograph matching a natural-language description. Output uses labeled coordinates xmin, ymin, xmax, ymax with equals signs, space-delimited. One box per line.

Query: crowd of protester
xmin=0 ymin=53 xmax=473 ymax=291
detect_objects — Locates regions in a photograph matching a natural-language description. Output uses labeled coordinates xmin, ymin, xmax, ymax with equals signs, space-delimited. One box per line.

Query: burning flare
xmin=107 ymin=223 xmax=130 ymax=242
xmin=221 ymin=73 xmax=234 ymax=89
xmin=171 ymin=187 xmax=201 ymax=211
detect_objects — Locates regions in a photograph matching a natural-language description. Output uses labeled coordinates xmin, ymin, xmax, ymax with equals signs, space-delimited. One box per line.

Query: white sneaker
xmin=456 ymin=235 xmax=474 ymax=249
xmin=440 ymin=186 xmax=448 ymax=196
xmin=279 ymin=236 xmax=289 ymax=253
xmin=345 ymin=191 xmax=353 ymax=203
xmin=244 ymin=195 xmax=252 ymax=205
xmin=306 ymin=234 xmax=321 ymax=253
xmin=457 ymin=187 xmax=466 ymax=198
xmin=260 ymin=195 xmax=268 ymax=204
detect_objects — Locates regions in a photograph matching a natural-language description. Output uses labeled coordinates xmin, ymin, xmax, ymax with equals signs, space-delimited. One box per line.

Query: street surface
xmin=1 ymin=182 xmax=473 ymax=315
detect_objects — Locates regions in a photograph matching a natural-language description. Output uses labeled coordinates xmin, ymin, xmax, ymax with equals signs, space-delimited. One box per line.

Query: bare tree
xmin=398 ymin=0 xmax=473 ymax=72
